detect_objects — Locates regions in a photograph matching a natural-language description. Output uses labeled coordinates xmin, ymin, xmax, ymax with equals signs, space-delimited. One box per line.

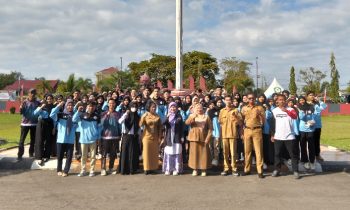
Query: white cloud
xmin=0 ymin=0 xmax=349 ymax=89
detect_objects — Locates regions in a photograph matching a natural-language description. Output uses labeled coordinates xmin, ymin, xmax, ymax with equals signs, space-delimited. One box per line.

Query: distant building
xmin=95 ymin=67 xmax=119 ymax=84
xmin=4 ymin=80 xmax=59 ymax=95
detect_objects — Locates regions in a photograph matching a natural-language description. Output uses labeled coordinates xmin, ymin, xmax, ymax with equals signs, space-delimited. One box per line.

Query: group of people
xmin=16 ymin=86 xmax=326 ymax=179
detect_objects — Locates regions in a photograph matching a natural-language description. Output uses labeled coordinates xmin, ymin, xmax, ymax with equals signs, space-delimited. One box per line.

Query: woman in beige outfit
xmin=140 ymin=101 xmax=163 ymax=175
xmin=185 ymin=104 xmax=213 ymax=177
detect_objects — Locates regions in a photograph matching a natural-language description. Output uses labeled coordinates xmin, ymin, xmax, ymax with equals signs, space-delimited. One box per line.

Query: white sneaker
xmin=252 ymin=157 xmax=256 ymax=165
xmin=173 ymin=171 xmax=179 ymax=176
xmin=263 ymin=163 xmax=267 ymax=170
xmin=304 ymin=162 xmax=311 ymax=170
xmin=89 ymin=172 xmax=95 ymax=177
xmin=192 ymin=170 xmax=198 ymax=176
xmin=77 ymin=171 xmax=87 ymax=177
xmin=201 ymin=171 xmax=207 ymax=177
xmin=211 ymin=159 xmax=219 ymax=166
xmin=287 ymin=159 xmax=292 ymax=166
xmin=101 ymin=169 xmax=107 ymax=176
xmin=310 ymin=162 xmax=316 ymax=170
xmin=164 ymin=171 xmax=170 ymax=176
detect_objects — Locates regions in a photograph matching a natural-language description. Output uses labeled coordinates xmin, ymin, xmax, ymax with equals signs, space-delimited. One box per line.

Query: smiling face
xmin=46 ymin=96 xmax=53 ymax=104
xmin=150 ymin=103 xmax=156 ymax=114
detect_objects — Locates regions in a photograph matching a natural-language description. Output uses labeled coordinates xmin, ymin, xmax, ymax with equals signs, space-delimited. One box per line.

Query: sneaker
xmin=173 ymin=171 xmax=179 ymax=176
xmin=258 ymin=173 xmax=265 ymax=179
xmin=77 ymin=171 xmax=87 ymax=177
xmin=287 ymin=159 xmax=292 ymax=166
xmin=89 ymin=172 xmax=95 ymax=177
xmin=221 ymin=171 xmax=229 ymax=176
xmin=271 ymin=170 xmax=280 ymax=177
xmin=43 ymin=158 xmax=50 ymax=162
xmin=242 ymin=171 xmax=251 ymax=176
xmin=192 ymin=170 xmax=198 ymax=176
xmin=310 ymin=162 xmax=316 ymax=170
xmin=201 ymin=171 xmax=207 ymax=177
xmin=316 ymin=155 xmax=324 ymax=162
xmin=294 ymin=171 xmax=301 ymax=179
xmin=36 ymin=160 xmax=44 ymax=166
xmin=62 ymin=173 xmax=68 ymax=177
xmin=57 ymin=172 xmax=63 ymax=176
xmin=212 ymin=159 xmax=219 ymax=166
xmin=263 ymin=163 xmax=268 ymax=170
xmin=232 ymin=171 xmax=240 ymax=177
xmin=164 ymin=171 xmax=170 ymax=176
xmin=101 ymin=169 xmax=107 ymax=176
xmin=304 ymin=162 xmax=311 ymax=170
xmin=108 ymin=168 xmax=114 ymax=175
xmin=16 ymin=157 xmax=23 ymax=162
xmin=96 ymin=154 xmax=102 ymax=160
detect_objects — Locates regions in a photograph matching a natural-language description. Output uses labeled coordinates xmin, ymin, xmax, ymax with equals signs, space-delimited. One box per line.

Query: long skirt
xmin=188 ymin=141 xmax=211 ymax=170
xmin=162 ymin=153 xmax=183 ymax=173
xmin=118 ymin=134 xmax=140 ymax=174
xmin=142 ymin=139 xmax=159 ymax=171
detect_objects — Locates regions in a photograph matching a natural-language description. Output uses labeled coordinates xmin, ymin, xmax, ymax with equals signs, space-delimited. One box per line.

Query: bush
xmin=9 ymin=107 xmax=16 ymax=114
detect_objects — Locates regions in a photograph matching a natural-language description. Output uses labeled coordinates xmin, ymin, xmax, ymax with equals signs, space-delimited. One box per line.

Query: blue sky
xmin=0 ymin=0 xmax=349 ymax=90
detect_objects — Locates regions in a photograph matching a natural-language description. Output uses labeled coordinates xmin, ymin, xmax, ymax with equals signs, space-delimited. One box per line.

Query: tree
xmin=183 ymin=51 xmax=219 ymax=90
xmin=220 ymin=57 xmax=254 ymax=94
xmin=299 ymin=67 xmax=326 ymax=95
xmin=97 ymin=70 xmax=136 ymax=91
xmin=289 ymin=66 xmax=297 ymax=95
xmin=128 ymin=51 xmax=219 ymax=90
xmin=347 ymin=81 xmax=350 ymax=93
xmin=0 ymin=71 xmax=24 ymax=89
xmin=36 ymin=80 xmax=53 ymax=97
xmin=329 ymin=52 xmax=340 ymax=102
xmin=55 ymin=74 xmax=93 ymax=95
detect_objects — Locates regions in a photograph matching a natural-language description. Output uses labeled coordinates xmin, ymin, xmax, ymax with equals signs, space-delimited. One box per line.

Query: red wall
xmin=0 ymin=101 xmax=21 ymax=113
xmin=321 ymin=103 xmax=350 ymax=116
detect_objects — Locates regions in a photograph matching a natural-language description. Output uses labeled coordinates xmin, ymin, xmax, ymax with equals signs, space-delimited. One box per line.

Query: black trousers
xmin=314 ymin=128 xmax=322 ymax=156
xmin=263 ymin=133 xmax=274 ymax=165
xmin=57 ymin=143 xmax=74 ymax=174
xmin=34 ymin=119 xmax=54 ymax=160
xmin=51 ymin=129 xmax=58 ymax=157
xmin=18 ymin=126 xmax=36 ymax=158
xmin=101 ymin=139 xmax=118 ymax=170
xmin=274 ymin=140 xmax=299 ymax=172
xmin=74 ymin=132 xmax=81 ymax=157
xmin=118 ymin=134 xmax=140 ymax=174
xmin=300 ymin=131 xmax=315 ymax=163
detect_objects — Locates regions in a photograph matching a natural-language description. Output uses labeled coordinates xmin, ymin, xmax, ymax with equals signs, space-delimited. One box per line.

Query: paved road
xmin=1 ymin=169 xmax=350 ymax=210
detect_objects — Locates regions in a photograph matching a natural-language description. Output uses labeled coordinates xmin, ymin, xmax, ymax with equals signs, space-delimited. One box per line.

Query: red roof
xmin=96 ymin=67 xmax=119 ymax=75
xmin=4 ymin=80 xmax=59 ymax=92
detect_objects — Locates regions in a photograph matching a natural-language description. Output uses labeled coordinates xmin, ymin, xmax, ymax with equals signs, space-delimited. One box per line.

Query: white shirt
xmin=272 ymin=107 xmax=296 ymax=140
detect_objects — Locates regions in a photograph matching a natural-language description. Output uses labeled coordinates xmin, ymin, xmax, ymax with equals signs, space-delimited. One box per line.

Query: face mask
xmin=131 ymin=107 xmax=137 ymax=112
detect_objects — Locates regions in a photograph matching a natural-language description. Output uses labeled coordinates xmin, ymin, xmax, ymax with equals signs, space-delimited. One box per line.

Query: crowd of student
xmin=16 ymin=86 xmax=327 ymax=179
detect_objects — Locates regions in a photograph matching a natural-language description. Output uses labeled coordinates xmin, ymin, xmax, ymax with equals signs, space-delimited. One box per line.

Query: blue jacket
xmin=100 ymin=111 xmax=121 ymax=140
xmin=314 ymin=102 xmax=327 ymax=128
xmin=20 ymin=100 xmax=40 ymax=126
xmin=263 ymin=109 xmax=273 ymax=135
xmin=73 ymin=111 xmax=101 ymax=144
xmin=299 ymin=110 xmax=316 ymax=132
xmin=50 ymin=106 xmax=77 ymax=144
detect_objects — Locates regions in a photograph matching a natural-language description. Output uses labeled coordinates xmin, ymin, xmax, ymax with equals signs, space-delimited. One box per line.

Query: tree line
xmin=0 ymin=51 xmax=346 ymax=102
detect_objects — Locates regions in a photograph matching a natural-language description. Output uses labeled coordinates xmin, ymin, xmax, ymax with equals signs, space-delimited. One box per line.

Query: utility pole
xmin=120 ymin=57 xmax=123 ymax=71
xmin=256 ymin=57 xmax=259 ymax=91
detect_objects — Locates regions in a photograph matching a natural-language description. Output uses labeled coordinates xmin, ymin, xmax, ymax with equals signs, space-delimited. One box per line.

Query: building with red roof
xmin=95 ymin=67 xmax=119 ymax=84
xmin=4 ymin=80 xmax=59 ymax=95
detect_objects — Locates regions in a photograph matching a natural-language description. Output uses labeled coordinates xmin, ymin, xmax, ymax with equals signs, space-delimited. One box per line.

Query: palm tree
xmin=36 ymin=80 xmax=53 ymax=97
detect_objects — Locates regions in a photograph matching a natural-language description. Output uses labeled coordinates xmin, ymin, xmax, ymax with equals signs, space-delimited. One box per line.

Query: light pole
xmin=256 ymin=57 xmax=259 ymax=91
xmin=120 ymin=57 xmax=123 ymax=71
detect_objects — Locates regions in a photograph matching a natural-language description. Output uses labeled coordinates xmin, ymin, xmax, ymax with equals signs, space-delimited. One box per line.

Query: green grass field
xmin=0 ymin=113 xmax=349 ymax=151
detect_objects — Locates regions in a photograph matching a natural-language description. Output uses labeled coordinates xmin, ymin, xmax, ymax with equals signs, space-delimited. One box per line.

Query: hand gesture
xmin=270 ymin=136 xmax=275 ymax=142
xmin=78 ymin=105 xmax=84 ymax=112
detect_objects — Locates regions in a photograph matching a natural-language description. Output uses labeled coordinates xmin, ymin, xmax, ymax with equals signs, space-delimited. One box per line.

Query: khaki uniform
xmin=241 ymin=104 xmax=265 ymax=174
xmin=219 ymin=107 xmax=243 ymax=172
xmin=140 ymin=112 xmax=162 ymax=171
xmin=185 ymin=114 xmax=212 ymax=170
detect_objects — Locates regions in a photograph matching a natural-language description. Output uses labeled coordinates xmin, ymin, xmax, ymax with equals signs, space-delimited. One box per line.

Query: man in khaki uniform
xmin=241 ymin=93 xmax=265 ymax=178
xmin=219 ymin=96 xmax=243 ymax=176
